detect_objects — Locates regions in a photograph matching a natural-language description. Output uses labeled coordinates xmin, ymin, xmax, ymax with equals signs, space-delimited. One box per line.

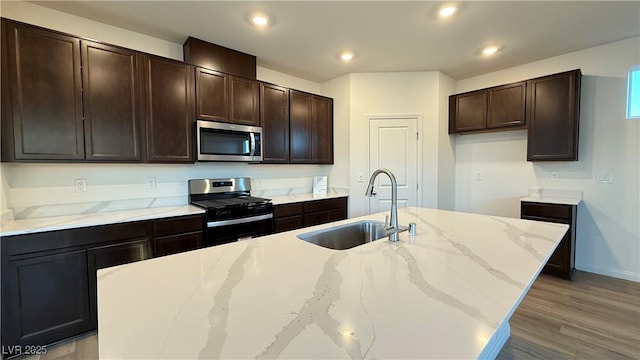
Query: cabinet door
xmin=3 ymin=250 xmax=92 ymax=347
xmin=527 ymin=69 xmax=581 ymax=161
xmin=142 ymin=55 xmax=194 ymax=163
xmin=311 ymin=95 xmax=333 ymax=164
xmin=304 ymin=211 xmax=329 ymax=227
xmin=260 ymin=83 xmax=289 ymax=163
xmin=449 ymin=90 xmax=486 ymax=133
xmin=521 ymin=202 xmax=575 ymax=280
xmin=195 ymin=67 xmax=228 ymax=122
xmin=82 ymin=41 xmax=142 ymax=161
xmin=3 ymin=21 xmax=84 ymax=160
xmin=289 ymin=90 xmax=312 ymax=163
xmin=487 ymin=82 xmax=526 ymax=129
xmin=274 ymin=216 xmax=304 ymax=233
xmin=229 ymin=76 xmax=259 ymax=126
xmin=87 ymin=239 xmax=149 ymax=327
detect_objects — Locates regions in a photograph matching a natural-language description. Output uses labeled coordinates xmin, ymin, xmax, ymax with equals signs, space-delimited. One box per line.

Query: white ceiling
xmin=30 ymin=1 xmax=640 ymax=83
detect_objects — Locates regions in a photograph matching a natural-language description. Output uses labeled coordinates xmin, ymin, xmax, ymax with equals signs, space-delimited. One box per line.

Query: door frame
xmin=366 ymin=113 xmax=423 ymax=214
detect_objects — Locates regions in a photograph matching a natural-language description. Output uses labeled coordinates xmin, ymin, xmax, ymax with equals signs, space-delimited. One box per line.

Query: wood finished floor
xmin=17 ymin=271 xmax=640 ymax=360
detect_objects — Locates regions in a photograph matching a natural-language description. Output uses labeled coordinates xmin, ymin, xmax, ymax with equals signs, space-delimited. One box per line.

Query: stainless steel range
xmin=189 ymin=178 xmax=273 ymax=246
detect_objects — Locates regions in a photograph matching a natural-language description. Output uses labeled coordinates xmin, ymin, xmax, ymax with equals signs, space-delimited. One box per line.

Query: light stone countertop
xmin=97 ymin=206 xmax=568 ymax=360
xmin=268 ymin=188 xmax=349 ymax=205
xmin=0 ymin=205 xmax=205 ymax=237
xmin=520 ymin=188 xmax=582 ymax=206
xmin=520 ymin=196 xmax=582 ymax=206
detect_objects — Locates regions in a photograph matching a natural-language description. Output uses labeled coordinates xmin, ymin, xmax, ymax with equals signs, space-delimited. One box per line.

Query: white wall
xmin=346 ymin=72 xmax=442 ymax=217
xmin=454 ymin=37 xmax=640 ymax=281
xmin=0 ymin=1 xmax=333 ymax=214
xmin=322 ymin=74 xmax=351 ymax=189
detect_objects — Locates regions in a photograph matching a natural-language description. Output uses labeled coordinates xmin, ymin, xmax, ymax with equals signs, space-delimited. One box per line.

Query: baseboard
xmin=576 ymin=264 xmax=640 ymax=282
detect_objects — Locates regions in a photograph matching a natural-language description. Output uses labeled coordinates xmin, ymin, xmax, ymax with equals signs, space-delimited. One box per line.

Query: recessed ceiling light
xmin=340 ymin=52 xmax=354 ymax=61
xmin=251 ymin=15 xmax=269 ymax=26
xmin=439 ymin=6 xmax=457 ymax=17
xmin=482 ymin=46 xmax=501 ymax=56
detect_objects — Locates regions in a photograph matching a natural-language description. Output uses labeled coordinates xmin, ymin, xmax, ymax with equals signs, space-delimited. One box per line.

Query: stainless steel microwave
xmin=196 ymin=120 xmax=262 ymax=162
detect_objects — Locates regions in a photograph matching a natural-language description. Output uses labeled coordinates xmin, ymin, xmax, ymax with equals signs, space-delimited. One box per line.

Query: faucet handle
xmin=384 ymin=215 xmax=390 ymax=227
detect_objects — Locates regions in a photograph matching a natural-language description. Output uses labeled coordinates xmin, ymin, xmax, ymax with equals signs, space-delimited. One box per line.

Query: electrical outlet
xmin=550 ymin=172 xmax=560 ymax=182
xmin=74 ymin=179 xmax=87 ymax=192
xmin=474 ymin=171 xmax=484 ymax=181
xmin=146 ymin=177 xmax=156 ymax=189
xmin=596 ymin=173 xmax=614 ymax=184
xmin=357 ymin=172 xmax=365 ymax=182
xmin=258 ymin=174 xmax=265 ymax=184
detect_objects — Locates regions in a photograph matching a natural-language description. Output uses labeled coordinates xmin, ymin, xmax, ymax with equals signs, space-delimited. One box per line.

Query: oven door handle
xmin=207 ymin=213 xmax=273 ymax=228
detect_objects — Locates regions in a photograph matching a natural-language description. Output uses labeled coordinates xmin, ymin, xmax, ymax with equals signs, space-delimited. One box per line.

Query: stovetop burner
xmin=191 ymin=196 xmax=271 ymax=210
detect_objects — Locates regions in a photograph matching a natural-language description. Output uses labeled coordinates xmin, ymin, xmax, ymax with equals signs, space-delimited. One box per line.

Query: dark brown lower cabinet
xmin=273 ymin=203 xmax=304 ymax=233
xmin=521 ymin=201 xmax=577 ymax=280
xmin=273 ymin=197 xmax=348 ymax=233
xmin=153 ymin=214 xmax=204 ymax=257
xmin=1 ymin=214 xmax=205 ymax=353
xmin=87 ymin=239 xmax=149 ymax=327
xmin=2 ymin=250 xmax=92 ymax=348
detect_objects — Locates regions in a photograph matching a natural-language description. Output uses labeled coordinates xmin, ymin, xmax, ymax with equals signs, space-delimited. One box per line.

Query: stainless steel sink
xmin=297 ymin=220 xmax=404 ymax=250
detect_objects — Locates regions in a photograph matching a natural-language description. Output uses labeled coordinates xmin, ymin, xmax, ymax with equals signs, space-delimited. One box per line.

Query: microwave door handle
xmin=249 ymin=132 xmax=256 ymax=156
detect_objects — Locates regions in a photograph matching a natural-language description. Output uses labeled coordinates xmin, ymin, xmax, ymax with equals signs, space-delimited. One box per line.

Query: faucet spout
xmin=365 ymin=168 xmax=399 ymax=241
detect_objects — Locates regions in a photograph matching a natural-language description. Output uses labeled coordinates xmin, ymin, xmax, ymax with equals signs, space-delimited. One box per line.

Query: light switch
xmin=474 ymin=171 xmax=484 ymax=181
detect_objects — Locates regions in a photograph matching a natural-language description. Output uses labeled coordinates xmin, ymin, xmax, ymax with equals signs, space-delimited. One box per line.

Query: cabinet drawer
xmin=154 ymin=232 xmax=202 ymax=257
xmin=273 ymin=215 xmax=304 ymax=233
xmin=303 ymin=197 xmax=347 ymax=213
xmin=5 ymin=222 xmax=149 ymax=257
xmin=304 ymin=212 xmax=329 ymax=227
xmin=153 ymin=215 xmax=204 ymax=237
xmin=521 ymin=202 xmax=571 ymax=220
xmin=327 ymin=208 xmax=347 ymax=222
xmin=274 ymin=203 xmax=304 ymax=218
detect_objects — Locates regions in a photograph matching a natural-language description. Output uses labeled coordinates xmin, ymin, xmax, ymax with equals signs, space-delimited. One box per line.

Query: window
xmin=627 ymin=65 xmax=640 ymax=119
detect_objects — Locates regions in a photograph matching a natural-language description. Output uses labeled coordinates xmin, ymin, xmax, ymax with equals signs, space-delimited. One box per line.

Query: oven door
xmin=206 ymin=213 xmax=273 ymax=246
xmin=197 ymin=120 xmax=262 ymax=162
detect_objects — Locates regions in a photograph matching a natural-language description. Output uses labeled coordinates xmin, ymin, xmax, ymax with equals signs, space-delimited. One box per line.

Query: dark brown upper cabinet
xmin=289 ymin=90 xmax=333 ymax=164
xmin=487 ymin=82 xmax=526 ymax=129
xmin=311 ymin=95 xmax=333 ymax=164
xmin=260 ymin=83 xmax=289 ymax=163
xmin=449 ymin=81 xmax=526 ymax=134
xmin=195 ymin=67 xmax=228 ymax=122
xmin=141 ymin=55 xmax=195 ymax=163
xmin=290 ymin=90 xmax=313 ymax=163
xmin=195 ymin=67 xmax=259 ymax=126
xmin=82 ymin=41 xmax=142 ymax=161
xmin=527 ymin=69 xmax=581 ymax=161
xmin=1 ymin=20 xmax=84 ymax=161
xmin=229 ymin=76 xmax=260 ymax=126
xmin=449 ymin=89 xmax=487 ymax=133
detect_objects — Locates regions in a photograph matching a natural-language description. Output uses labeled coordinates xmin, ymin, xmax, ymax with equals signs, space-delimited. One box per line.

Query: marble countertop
xmin=0 ymin=205 xmax=205 ymax=237
xmin=0 ymin=190 xmax=349 ymax=237
xmin=97 ymin=207 xmax=567 ymax=359
xmin=520 ymin=188 xmax=582 ymax=206
xmin=268 ymin=188 xmax=349 ymax=205
xmin=520 ymin=196 xmax=582 ymax=206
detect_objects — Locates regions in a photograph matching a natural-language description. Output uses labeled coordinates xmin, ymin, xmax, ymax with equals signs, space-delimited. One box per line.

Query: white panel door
xmin=368 ymin=117 xmax=419 ymax=214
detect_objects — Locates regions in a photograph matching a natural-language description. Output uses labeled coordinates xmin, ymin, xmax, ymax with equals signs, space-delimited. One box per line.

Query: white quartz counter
xmin=520 ymin=196 xmax=582 ymax=206
xmin=0 ymin=205 xmax=205 ymax=237
xmin=97 ymin=207 xmax=568 ymax=359
xmin=520 ymin=188 xmax=583 ymax=206
xmin=267 ymin=188 xmax=349 ymax=205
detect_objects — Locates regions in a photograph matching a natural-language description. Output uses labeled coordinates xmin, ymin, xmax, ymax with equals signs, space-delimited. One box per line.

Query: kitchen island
xmin=97 ymin=207 xmax=568 ymax=359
